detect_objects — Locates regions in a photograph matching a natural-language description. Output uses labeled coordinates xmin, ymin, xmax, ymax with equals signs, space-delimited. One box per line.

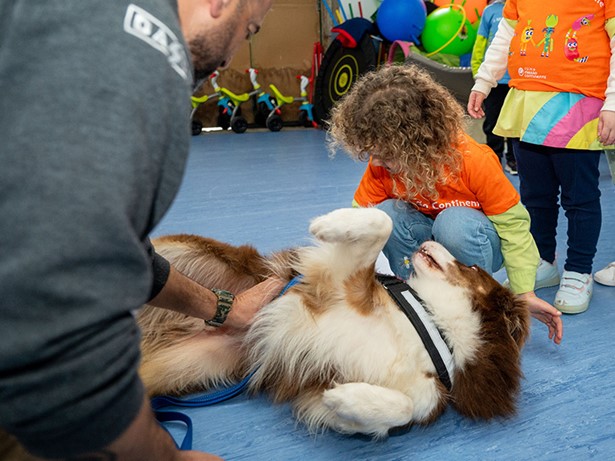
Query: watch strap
xmin=205 ymin=288 xmax=235 ymax=327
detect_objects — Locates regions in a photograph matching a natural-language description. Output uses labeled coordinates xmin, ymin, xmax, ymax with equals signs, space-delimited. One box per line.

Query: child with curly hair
xmin=328 ymin=64 xmax=562 ymax=344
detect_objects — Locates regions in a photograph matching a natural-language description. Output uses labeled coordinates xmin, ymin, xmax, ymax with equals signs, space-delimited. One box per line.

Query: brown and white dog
xmin=137 ymin=207 xmax=530 ymax=437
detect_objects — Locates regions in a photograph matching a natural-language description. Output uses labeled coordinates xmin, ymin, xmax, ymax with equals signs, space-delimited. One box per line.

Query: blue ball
xmin=377 ymin=0 xmax=427 ymax=44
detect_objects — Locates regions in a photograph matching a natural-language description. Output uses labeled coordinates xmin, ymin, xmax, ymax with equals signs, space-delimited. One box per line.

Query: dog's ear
xmin=483 ymin=284 xmax=531 ymax=348
xmin=451 ymin=284 xmax=529 ymax=420
xmin=483 ymin=283 xmax=530 ymax=348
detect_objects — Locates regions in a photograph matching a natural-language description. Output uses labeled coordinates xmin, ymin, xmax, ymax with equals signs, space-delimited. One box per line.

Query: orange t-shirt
xmin=504 ymin=0 xmax=615 ymax=99
xmin=353 ymin=134 xmax=520 ymax=219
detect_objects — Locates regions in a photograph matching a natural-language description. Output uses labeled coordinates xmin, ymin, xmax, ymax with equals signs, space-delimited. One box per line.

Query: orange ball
xmin=432 ymin=0 xmax=487 ymax=24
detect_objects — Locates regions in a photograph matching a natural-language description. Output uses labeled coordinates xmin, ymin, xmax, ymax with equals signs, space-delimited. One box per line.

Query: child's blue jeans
xmin=376 ymin=199 xmax=504 ymax=280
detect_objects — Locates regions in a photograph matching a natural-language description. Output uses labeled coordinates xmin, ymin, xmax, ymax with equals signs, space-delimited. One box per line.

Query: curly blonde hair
xmin=327 ymin=64 xmax=466 ymax=201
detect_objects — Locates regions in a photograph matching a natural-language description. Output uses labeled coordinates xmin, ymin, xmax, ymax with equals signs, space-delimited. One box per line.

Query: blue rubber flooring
xmin=152 ymin=128 xmax=615 ymax=461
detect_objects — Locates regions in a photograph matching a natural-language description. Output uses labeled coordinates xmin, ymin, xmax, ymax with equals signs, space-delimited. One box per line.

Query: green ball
xmin=421 ymin=7 xmax=477 ymax=56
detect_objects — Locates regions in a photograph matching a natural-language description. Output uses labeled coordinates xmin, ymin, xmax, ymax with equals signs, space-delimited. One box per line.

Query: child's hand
xmin=598 ymin=110 xmax=615 ymax=146
xmin=467 ymin=91 xmax=486 ymax=118
xmin=519 ymin=291 xmax=563 ymax=345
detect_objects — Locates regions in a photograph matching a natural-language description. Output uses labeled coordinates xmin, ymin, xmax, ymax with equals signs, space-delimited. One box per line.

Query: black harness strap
xmin=376 ymin=274 xmax=454 ymax=391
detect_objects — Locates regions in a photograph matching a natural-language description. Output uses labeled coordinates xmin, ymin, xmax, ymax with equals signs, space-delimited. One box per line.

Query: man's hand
xmin=518 ymin=291 xmax=563 ymax=345
xmin=225 ymin=277 xmax=286 ymax=330
xmin=149 ymin=266 xmax=285 ymax=331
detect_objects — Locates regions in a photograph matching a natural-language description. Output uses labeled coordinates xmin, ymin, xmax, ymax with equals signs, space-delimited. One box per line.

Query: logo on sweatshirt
xmin=124 ymin=4 xmax=190 ymax=81
xmin=518 ymin=66 xmax=546 ymax=80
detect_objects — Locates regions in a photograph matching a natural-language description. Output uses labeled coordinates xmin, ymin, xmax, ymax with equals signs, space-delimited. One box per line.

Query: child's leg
xmin=483 ymin=85 xmax=508 ymax=158
xmin=431 ymin=207 xmax=503 ymax=274
xmin=551 ymin=149 xmax=601 ymax=274
xmin=376 ymin=199 xmax=433 ymax=280
xmin=514 ymin=141 xmax=560 ymax=263
xmin=505 ymin=137 xmax=516 ymax=164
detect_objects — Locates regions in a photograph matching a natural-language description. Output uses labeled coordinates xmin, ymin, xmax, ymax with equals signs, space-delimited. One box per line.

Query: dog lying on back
xmin=137 ymin=207 xmax=530 ymax=437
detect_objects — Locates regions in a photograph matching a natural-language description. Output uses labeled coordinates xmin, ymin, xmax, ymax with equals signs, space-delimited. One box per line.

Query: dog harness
xmin=377 ymin=274 xmax=455 ymax=391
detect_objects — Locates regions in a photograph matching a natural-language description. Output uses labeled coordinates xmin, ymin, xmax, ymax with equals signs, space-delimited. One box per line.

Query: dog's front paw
xmin=309 ymin=208 xmax=392 ymax=244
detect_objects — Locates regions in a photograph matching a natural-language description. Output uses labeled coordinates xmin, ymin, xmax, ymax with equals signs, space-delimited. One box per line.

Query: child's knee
xmin=376 ymin=199 xmax=408 ymax=221
xmin=377 ymin=200 xmax=430 ymax=234
xmin=432 ymin=207 xmax=487 ymax=246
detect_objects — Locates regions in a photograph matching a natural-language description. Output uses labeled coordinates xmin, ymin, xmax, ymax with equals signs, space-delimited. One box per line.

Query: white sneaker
xmin=503 ymin=258 xmax=560 ymax=290
xmin=594 ymin=262 xmax=615 ymax=286
xmin=554 ymin=271 xmax=593 ymax=314
xmin=534 ymin=259 xmax=561 ymax=290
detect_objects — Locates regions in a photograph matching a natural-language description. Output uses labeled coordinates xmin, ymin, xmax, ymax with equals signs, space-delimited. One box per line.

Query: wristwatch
xmin=205 ymin=288 xmax=235 ymax=327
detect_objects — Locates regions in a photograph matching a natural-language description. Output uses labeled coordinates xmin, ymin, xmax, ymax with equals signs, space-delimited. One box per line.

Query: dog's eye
xmin=470 ymin=265 xmax=479 ymax=271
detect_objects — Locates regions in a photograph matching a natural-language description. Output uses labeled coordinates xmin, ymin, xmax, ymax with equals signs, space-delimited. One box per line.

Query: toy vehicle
xmin=246 ymin=68 xmax=276 ymax=127
xmin=190 ymin=92 xmax=217 ymax=136
xmin=209 ymin=71 xmax=250 ymax=133
xmin=266 ymin=75 xmax=316 ymax=132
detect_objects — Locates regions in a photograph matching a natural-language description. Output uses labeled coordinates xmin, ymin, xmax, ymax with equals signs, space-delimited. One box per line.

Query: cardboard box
xmin=223 ymin=0 xmax=323 ymax=77
xmin=194 ymin=0 xmax=323 ymax=128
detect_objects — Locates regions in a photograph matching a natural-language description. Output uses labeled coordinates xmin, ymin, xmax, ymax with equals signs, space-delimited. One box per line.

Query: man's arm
xmin=143 ymin=236 xmax=285 ymax=329
xmin=148 ymin=263 xmax=286 ymax=330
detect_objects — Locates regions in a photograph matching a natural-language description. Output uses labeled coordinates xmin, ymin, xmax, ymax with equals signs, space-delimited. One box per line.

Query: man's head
xmin=178 ymin=0 xmax=273 ymax=81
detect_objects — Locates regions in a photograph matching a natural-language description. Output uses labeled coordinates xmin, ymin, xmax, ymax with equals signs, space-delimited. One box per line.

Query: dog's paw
xmin=309 ymin=208 xmax=392 ymax=244
xmin=322 ymin=382 xmax=413 ymax=437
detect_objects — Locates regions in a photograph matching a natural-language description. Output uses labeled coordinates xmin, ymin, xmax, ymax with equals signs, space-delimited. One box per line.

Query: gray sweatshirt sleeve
xmin=0 ymin=0 xmax=191 ymax=457
xmin=145 ymin=239 xmax=171 ymax=300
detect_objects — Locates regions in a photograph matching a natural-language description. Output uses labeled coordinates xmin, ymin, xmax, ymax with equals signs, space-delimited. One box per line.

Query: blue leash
xmin=154 ymin=409 xmax=194 ymax=450
xmin=153 ymin=276 xmax=303 ymax=449
xmin=151 ymin=372 xmax=253 ymax=410
xmin=152 ymin=373 xmax=253 ymax=450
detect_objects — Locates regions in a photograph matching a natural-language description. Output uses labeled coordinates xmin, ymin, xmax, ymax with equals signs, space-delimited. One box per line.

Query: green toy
xmin=421 ymin=4 xmax=477 ymax=57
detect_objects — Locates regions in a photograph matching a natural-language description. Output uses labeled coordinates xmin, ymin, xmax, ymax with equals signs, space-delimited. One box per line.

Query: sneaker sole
xmin=554 ymin=300 xmax=590 ymax=314
xmin=535 ymin=274 xmax=561 ymax=290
